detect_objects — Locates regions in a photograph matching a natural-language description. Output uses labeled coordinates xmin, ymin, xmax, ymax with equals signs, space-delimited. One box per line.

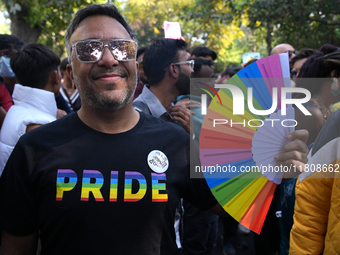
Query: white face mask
xmin=0 ymin=56 xmax=15 ymax=79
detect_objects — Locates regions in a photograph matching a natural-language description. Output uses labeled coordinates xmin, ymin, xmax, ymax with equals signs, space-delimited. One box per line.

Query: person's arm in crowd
xmin=0 ymin=83 xmax=13 ymax=112
xmin=0 ymin=231 xmax=38 ymax=255
xmin=25 ymin=109 xmax=67 ymax=133
xmin=57 ymin=109 xmax=67 ymax=119
xmin=175 ymin=98 xmax=200 ymax=114
xmin=26 ymin=124 xmax=42 ymax=132
xmin=168 ymin=105 xmax=193 ymax=135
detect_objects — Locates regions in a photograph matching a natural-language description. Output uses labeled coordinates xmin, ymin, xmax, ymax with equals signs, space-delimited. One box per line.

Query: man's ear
xmin=135 ymin=61 xmax=139 ymax=77
xmin=169 ymin=64 xmax=178 ymax=78
xmin=46 ymin=70 xmax=61 ymax=96
xmin=66 ymin=63 xmax=76 ymax=89
xmin=51 ymin=70 xmax=60 ymax=85
xmin=331 ymin=70 xmax=338 ymax=78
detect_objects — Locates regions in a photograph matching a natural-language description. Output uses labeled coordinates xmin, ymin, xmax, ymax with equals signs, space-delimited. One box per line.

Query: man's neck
xmin=149 ymin=83 xmax=177 ymax=110
xmin=63 ymin=80 xmax=74 ymax=91
xmin=77 ymin=103 xmax=140 ymax=134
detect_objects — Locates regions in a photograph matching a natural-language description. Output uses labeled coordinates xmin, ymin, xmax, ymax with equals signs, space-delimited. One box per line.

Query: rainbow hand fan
xmin=199 ymin=53 xmax=294 ymax=234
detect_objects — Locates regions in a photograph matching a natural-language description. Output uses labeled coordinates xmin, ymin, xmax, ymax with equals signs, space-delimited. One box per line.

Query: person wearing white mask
xmin=0 ymin=34 xmax=24 ymax=93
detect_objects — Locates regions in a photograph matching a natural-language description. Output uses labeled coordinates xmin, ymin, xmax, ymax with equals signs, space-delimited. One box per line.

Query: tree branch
xmin=309 ymin=18 xmax=340 ymax=26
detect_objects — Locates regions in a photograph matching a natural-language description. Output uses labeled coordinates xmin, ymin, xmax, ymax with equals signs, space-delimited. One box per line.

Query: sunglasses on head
xmin=71 ymin=38 xmax=137 ymax=63
xmin=285 ymin=50 xmax=298 ymax=57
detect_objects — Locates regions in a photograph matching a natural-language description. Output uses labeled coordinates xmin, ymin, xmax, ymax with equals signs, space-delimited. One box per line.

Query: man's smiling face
xmin=68 ymin=15 xmax=138 ymax=111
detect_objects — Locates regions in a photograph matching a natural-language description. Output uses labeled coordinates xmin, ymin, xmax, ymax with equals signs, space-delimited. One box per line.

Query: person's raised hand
xmin=168 ymin=105 xmax=193 ymax=135
xmin=175 ymin=98 xmax=200 ymax=115
xmin=274 ymin=129 xmax=309 ymax=180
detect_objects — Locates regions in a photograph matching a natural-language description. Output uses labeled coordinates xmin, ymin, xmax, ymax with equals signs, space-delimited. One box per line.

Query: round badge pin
xmin=147 ymin=150 xmax=169 ymax=173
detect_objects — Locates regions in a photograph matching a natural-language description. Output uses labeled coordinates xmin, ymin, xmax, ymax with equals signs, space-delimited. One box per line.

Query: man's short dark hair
xmin=0 ymin=34 xmax=24 ymax=51
xmin=143 ymin=39 xmax=187 ymax=85
xmin=65 ymin=4 xmax=137 ymax=63
xmin=10 ymin=44 xmax=60 ymax=89
xmin=191 ymin=57 xmax=213 ymax=77
xmin=191 ymin=46 xmax=217 ymax=61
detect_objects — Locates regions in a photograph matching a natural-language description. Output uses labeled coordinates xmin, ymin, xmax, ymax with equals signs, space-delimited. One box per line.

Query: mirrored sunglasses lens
xmin=109 ymin=40 xmax=136 ymax=61
xmin=76 ymin=41 xmax=103 ymax=62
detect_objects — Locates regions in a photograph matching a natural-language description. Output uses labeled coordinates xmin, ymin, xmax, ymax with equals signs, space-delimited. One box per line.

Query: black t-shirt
xmin=0 ymin=112 xmax=216 ymax=255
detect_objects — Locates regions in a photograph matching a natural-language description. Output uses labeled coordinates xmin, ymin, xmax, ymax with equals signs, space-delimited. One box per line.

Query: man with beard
xmin=133 ymin=38 xmax=195 ymax=254
xmin=133 ymin=39 xmax=193 ymax=135
xmin=0 ymin=5 xmax=220 ymax=255
xmin=0 ymin=4 xmax=309 ymax=255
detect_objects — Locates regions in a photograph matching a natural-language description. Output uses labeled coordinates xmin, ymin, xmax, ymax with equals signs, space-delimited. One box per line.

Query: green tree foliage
xmin=180 ymin=0 xmax=246 ymax=71
xmin=229 ymin=0 xmax=340 ymax=53
xmin=2 ymin=0 xmax=107 ymax=56
xmin=222 ymin=25 xmax=268 ymax=68
xmin=275 ymin=0 xmax=340 ymax=50
xmin=122 ymin=0 xmax=247 ymax=72
xmin=121 ymin=0 xmax=194 ymax=46
xmin=5 ymin=0 xmax=338 ymax=72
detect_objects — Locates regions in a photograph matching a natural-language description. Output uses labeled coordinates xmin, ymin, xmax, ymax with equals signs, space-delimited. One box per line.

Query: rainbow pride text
xmin=56 ymin=169 xmax=168 ymax=202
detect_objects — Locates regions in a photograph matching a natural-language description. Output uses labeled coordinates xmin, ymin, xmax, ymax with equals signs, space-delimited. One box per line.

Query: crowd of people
xmin=0 ymin=3 xmax=338 ymax=255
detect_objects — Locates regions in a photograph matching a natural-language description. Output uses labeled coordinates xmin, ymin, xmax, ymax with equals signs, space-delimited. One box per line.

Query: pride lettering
xmin=56 ymin=169 xmax=168 ymax=202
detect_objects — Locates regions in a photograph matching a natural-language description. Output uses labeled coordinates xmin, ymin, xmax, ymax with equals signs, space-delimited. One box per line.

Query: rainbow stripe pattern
xmin=110 ymin=171 xmax=118 ymax=202
xmin=151 ymin=173 xmax=168 ymax=202
xmin=56 ymin=169 xmax=78 ymax=201
xmin=81 ymin=170 xmax=104 ymax=201
xmin=200 ymin=53 xmax=291 ymax=234
xmin=56 ymin=170 xmax=168 ymax=203
xmin=124 ymin=171 xmax=147 ymax=202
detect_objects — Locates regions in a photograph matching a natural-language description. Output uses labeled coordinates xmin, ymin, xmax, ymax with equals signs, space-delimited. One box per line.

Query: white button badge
xmin=147 ymin=150 xmax=169 ymax=173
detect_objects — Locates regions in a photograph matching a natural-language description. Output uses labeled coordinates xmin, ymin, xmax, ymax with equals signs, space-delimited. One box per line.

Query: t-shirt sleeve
xmin=182 ymin=136 xmax=218 ymax=210
xmin=0 ymin=140 xmax=38 ymax=236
